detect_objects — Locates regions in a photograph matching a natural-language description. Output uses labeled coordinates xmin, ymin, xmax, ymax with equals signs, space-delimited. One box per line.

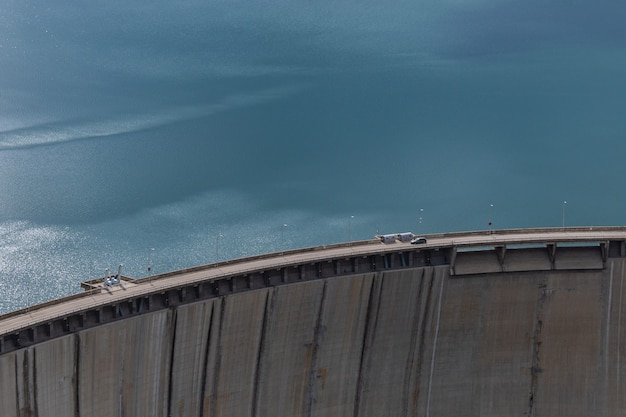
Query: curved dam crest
xmin=1 ymin=228 xmax=626 ymax=416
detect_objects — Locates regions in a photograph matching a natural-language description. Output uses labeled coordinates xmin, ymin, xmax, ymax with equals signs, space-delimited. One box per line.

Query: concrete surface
xmin=2 ymin=229 xmax=626 ymax=416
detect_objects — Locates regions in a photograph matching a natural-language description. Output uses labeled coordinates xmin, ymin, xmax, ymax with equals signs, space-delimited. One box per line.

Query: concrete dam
xmin=2 ymin=227 xmax=626 ymax=416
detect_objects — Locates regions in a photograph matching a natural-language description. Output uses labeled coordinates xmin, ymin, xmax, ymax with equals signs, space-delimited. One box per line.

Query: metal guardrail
xmin=131 ymin=238 xmax=379 ymax=284
xmin=0 ymin=239 xmax=377 ymax=322
xmin=0 ymin=289 xmax=103 ymax=323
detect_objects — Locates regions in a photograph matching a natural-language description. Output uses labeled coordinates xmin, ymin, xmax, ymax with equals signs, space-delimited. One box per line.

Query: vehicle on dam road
xmin=410 ymin=237 xmax=427 ymax=244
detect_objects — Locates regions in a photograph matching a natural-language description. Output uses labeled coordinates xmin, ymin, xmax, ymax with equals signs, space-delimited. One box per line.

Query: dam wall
xmin=2 ymin=231 xmax=626 ymax=416
xmin=0 ymin=268 xmax=446 ymax=417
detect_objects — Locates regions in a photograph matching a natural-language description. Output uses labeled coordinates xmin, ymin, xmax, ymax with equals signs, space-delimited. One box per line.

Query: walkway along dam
xmin=2 ymin=227 xmax=626 ymax=416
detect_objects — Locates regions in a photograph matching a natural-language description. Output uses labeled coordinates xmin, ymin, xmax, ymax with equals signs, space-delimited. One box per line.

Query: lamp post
xmin=147 ymin=248 xmax=154 ymax=276
xmin=562 ymin=201 xmax=567 ymax=230
xmin=418 ymin=208 xmax=424 ymax=234
xmin=216 ymin=233 xmax=223 ymax=261
xmin=281 ymin=224 xmax=288 ymax=248
xmin=349 ymin=215 xmax=354 ymax=242
xmin=488 ymin=204 xmax=494 ymax=233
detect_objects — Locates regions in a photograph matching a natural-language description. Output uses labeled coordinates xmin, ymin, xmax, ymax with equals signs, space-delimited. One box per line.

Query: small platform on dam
xmin=2 ymin=227 xmax=626 ymax=417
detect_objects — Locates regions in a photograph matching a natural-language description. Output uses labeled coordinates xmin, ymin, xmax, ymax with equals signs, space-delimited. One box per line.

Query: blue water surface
xmin=1 ymin=0 xmax=626 ymax=312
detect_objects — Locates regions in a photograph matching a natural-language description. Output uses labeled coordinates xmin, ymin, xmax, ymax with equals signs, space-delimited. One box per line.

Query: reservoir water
xmin=1 ymin=0 xmax=626 ymax=313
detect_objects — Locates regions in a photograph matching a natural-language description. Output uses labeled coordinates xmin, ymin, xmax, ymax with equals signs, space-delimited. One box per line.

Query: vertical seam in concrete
xmin=353 ymin=272 xmax=383 ymax=417
xmin=21 ymin=349 xmax=32 ymax=417
xmin=528 ymin=274 xmax=547 ymax=417
xmin=252 ymin=288 xmax=274 ymax=417
xmin=118 ymin=324 xmax=126 ymax=417
xmin=618 ymin=261 xmax=624 ymax=390
xmin=74 ymin=333 xmax=81 ymax=417
xmin=210 ymin=298 xmax=227 ymax=417
xmin=304 ymin=280 xmax=328 ymax=417
xmin=414 ymin=267 xmax=435 ymax=415
xmin=402 ymin=268 xmax=425 ymax=416
xmin=425 ymin=268 xmax=445 ymax=417
xmin=606 ymin=261 xmax=614 ymax=387
xmin=198 ymin=301 xmax=216 ymax=417
xmin=32 ymin=348 xmax=38 ymax=417
xmin=14 ymin=353 xmax=20 ymax=417
xmin=368 ymin=273 xmax=384 ymax=354
xmin=166 ymin=308 xmax=179 ymax=417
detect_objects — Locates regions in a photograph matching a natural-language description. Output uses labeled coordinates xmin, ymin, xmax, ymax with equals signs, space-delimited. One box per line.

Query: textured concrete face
xmin=356 ymin=267 xmax=446 ymax=417
xmin=309 ymin=273 xmax=374 ymax=417
xmin=535 ymin=271 xmax=603 ymax=416
xmin=169 ymin=299 xmax=215 ymax=417
xmin=431 ymin=272 xmax=541 ymax=416
xmin=77 ymin=310 xmax=173 ymax=417
xmin=204 ymin=289 xmax=269 ymax=417
xmin=34 ymin=336 xmax=77 ymax=417
xmin=0 ymin=351 xmax=17 ymax=416
xmin=4 ymin=254 xmax=626 ymax=416
xmin=15 ymin=348 xmax=37 ymax=416
xmin=255 ymin=281 xmax=326 ymax=417
xmin=605 ymin=260 xmax=626 ymax=412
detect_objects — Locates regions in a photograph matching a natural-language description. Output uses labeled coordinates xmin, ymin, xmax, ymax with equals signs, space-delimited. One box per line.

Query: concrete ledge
xmin=554 ymin=246 xmax=604 ymax=270
xmin=453 ymin=251 xmax=502 ymax=275
xmin=503 ymin=248 xmax=553 ymax=272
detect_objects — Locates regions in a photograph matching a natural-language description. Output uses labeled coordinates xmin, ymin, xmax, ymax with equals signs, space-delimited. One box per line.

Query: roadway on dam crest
xmin=1 ymin=227 xmax=624 ymax=338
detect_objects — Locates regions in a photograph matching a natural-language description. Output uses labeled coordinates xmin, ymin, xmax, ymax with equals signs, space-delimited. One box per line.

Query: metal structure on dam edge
xmin=2 ymin=226 xmax=626 ymax=416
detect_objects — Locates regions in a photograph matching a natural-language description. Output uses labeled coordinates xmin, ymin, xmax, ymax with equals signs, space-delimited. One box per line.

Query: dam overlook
xmin=3 ymin=1 xmax=626 ymax=415
xmin=2 ymin=227 xmax=626 ymax=416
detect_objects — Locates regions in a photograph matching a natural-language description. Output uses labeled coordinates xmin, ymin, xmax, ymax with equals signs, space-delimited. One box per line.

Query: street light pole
xmin=562 ymin=201 xmax=567 ymax=230
xmin=147 ymin=248 xmax=154 ymax=276
xmin=281 ymin=224 xmax=288 ymax=249
xmin=349 ymin=216 xmax=354 ymax=242
xmin=148 ymin=248 xmax=155 ymax=284
xmin=488 ymin=204 xmax=494 ymax=233
xmin=419 ymin=208 xmax=424 ymax=234
xmin=216 ymin=233 xmax=223 ymax=261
